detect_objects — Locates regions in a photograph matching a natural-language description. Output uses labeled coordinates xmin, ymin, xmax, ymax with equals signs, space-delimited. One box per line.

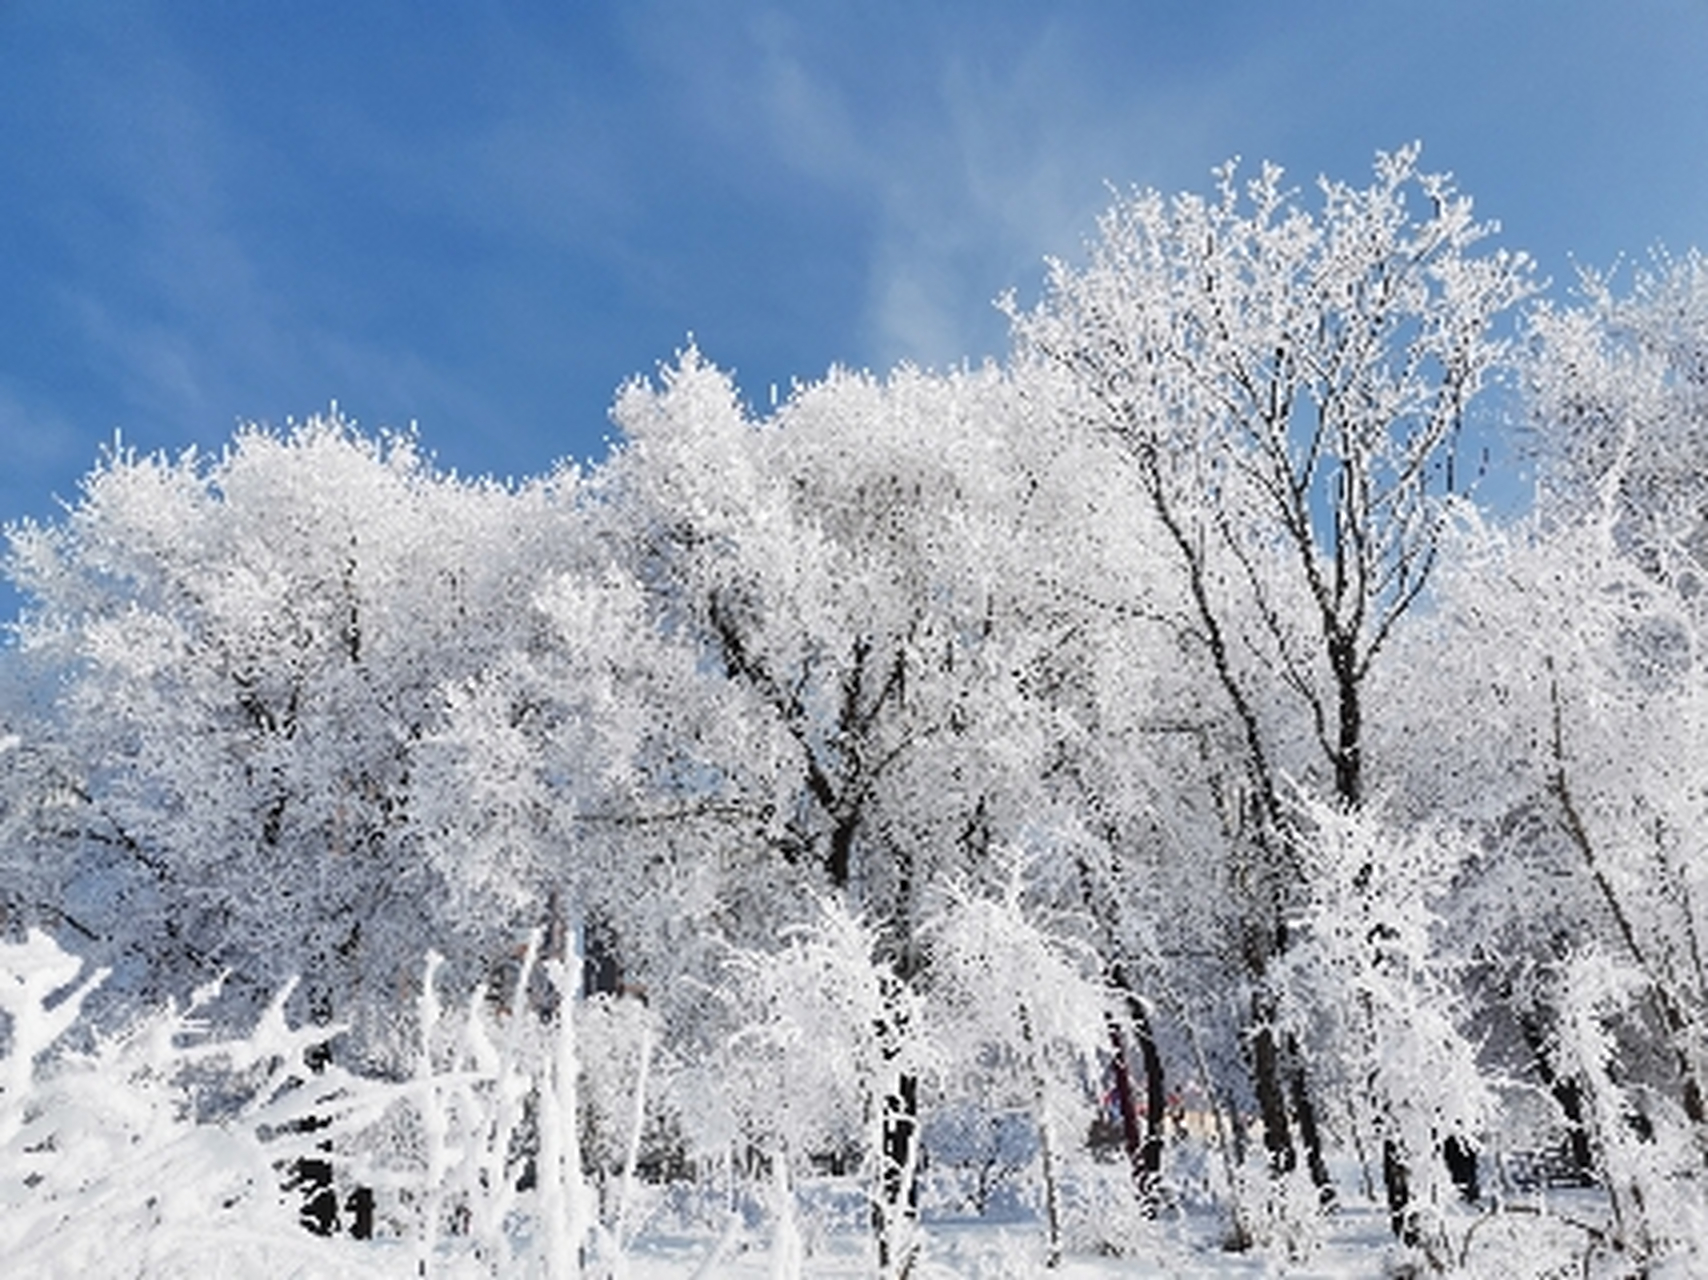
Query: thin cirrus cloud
xmin=858 ymin=35 xmax=1249 ymax=370
xmin=9 ymin=11 xmax=344 ymax=464
xmin=688 ymin=6 xmax=1308 ymax=375
xmin=2 ymin=0 xmax=1708 ymax=570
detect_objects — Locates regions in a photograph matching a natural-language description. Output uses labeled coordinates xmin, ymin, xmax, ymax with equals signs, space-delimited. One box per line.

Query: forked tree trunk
xmin=1248 ymin=943 xmax=1335 ymax=1204
xmin=1104 ymin=971 xmax=1167 ymax=1212
xmin=1519 ymin=1013 xmax=1595 ymax=1183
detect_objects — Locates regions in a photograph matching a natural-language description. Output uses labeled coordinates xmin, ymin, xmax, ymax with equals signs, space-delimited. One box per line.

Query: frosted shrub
xmin=0 ymin=929 xmax=107 ymax=1147
xmin=925 ymin=862 xmax=1110 ymax=1267
xmin=394 ymin=945 xmax=544 ymax=1274
xmin=920 ymin=1101 xmax=1036 ymax=1219
xmin=0 ymin=930 xmax=399 ymax=1278
xmin=1226 ymin=1162 xmax=1330 ymax=1263
xmin=1552 ymin=949 xmax=1708 ymax=1274
xmin=701 ymin=895 xmax=931 ymax=1277
xmin=0 ymin=927 xmax=619 ymax=1279
xmin=1054 ymin=1146 xmax=1168 ymax=1262
xmin=576 ymin=986 xmax=668 ymax=1255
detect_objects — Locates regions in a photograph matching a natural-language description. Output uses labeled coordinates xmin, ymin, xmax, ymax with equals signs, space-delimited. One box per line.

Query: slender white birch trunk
xmin=539 ymin=946 xmax=592 ymax=1280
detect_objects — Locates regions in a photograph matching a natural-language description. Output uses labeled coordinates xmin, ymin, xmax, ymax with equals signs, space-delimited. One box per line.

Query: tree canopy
xmin=5 ymin=149 xmax=1708 ymax=1275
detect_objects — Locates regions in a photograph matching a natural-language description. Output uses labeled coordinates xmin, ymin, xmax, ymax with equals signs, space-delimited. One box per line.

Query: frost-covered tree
xmin=412 ymin=536 xmax=732 ymax=980
xmin=1528 ymin=250 xmax=1708 ymax=569
xmin=1523 ymin=260 xmax=1708 ymax=1147
xmin=4 ymin=416 xmax=571 ymax=1056
xmin=1009 ymin=143 xmax=1534 ymax=812
xmin=1277 ymin=796 xmax=1490 ymax=1256
xmin=1006 ymin=144 xmax=1535 ymax=1215
xmin=695 ymin=895 xmax=932 ymax=1275
xmin=607 ymin=351 xmax=1046 ymax=906
xmin=1398 ymin=444 xmax=1708 ymax=1256
xmin=604 ymin=350 xmax=1072 ymax=1267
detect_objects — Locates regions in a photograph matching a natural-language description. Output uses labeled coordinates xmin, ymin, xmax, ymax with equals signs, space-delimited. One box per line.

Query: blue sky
xmin=3 ymin=1 xmax=1707 ymax=545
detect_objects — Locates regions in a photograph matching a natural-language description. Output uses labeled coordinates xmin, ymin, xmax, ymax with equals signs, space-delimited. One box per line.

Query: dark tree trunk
xmin=1285 ymin=1036 xmax=1334 ymax=1204
xmin=1134 ymin=1001 xmax=1168 ymax=1195
xmin=1519 ymin=1013 xmax=1596 ymax=1184
xmin=1105 ymin=1017 xmax=1146 ymax=1174
xmin=1443 ymin=1134 xmax=1480 ymax=1202
xmin=1329 ymin=634 xmax=1362 ymax=810
xmin=827 ymin=810 xmax=856 ymax=890
xmin=873 ymin=852 xmax=922 ymax=1279
xmin=1383 ymin=1136 xmax=1417 ymax=1244
xmin=1251 ymin=1002 xmax=1296 ymax=1175
xmin=871 ymin=981 xmax=921 ymax=1280
xmin=1241 ymin=920 xmax=1298 ymax=1175
xmin=1553 ymin=1076 xmax=1595 ymax=1183
xmin=1104 ymin=992 xmax=1167 ymax=1211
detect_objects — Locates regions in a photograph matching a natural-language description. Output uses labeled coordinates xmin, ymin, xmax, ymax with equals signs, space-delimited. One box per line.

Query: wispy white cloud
xmin=719 ymin=9 xmax=1285 ymax=373
xmin=21 ymin=9 xmax=299 ymax=442
xmin=4 ymin=0 xmax=1707 ymax=530
xmin=12 ymin=5 xmax=561 ymax=473
xmin=0 ymin=380 xmax=85 ymax=487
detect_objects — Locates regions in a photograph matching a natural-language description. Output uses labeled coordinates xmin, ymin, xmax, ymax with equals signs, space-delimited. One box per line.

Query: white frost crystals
xmin=7 ymin=148 xmax=1708 ymax=1274
xmin=0 ymin=927 xmax=650 ymax=1279
xmin=0 ymin=930 xmax=376 ymax=1278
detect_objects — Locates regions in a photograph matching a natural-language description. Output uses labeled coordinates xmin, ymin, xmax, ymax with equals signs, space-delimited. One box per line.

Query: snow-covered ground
xmin=575 ymin=1185 xmax=1621 ymax=1278
xmin=95 ymin=1195 xmax=1611 ymax=1279
xmin=0 ymin=928 xmax=1669 ymax=1279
